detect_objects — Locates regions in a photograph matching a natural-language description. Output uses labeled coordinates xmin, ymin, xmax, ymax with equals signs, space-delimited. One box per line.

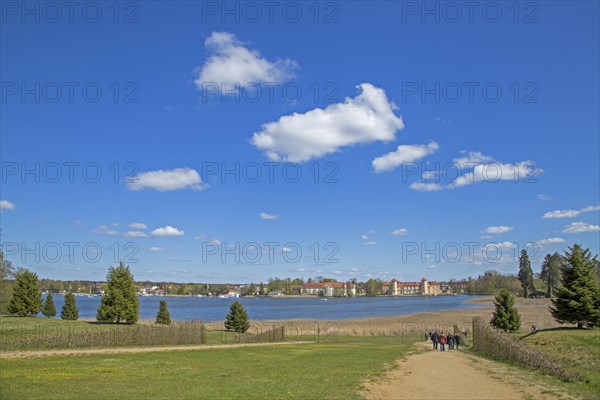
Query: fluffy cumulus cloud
xmin=195 ymin=31 xmax=296 ymax=91
xmin=259 ymin=212 xmax=279 ymax=220
xmin=150 ymin=226 xmax=185 ymax=237
xmin=536 ymin=237 xmax=566 ymax=245
xmin=448 ymin=151 xmax=541 ymax=189
xmin=484 ymin=225 xmax=513 ymax=234
xmin=92 ymin=225 xmax=119 ymax=236
xmin=127 ymin=168 xmax=204 ymax=192
xmin=0 ymin=200 xmax=15 ymax=211
xmin=409 ymin=182 xmax=443 ymax=192
xmin=372 ymin=141 xmax=439 ymax=173
xmin=251 ymin=83 xmax=404 ymax=162
xmin=124 ymin=231 xmax=148 ymax=238
xmin=129 ymin=222 xmax=147 ymax=229
xmin=390 ymin=228 xmax=408 ymax=236
xmin=562 ymin=222 xmax=600 ymax=234
xmin=542 ymin=204 xmax=600 ymax=219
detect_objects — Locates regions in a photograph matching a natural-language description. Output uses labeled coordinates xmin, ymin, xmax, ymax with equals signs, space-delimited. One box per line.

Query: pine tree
xmin=224 ymin=301 xmax=250 ymax=333
xmin=550 ymin=245 xmax=600 ymax=328
xmin=490 ymin=289 xmax=521 ymax=332
xmin=61 ymin=292 xmax=79 ymax=320
xmin=42 ymin=292 xmax=57 ymax=318
xmin=540 ymin=252 xmax=562 ymax=298
xmin=155 ymin=300 xmax=171 ymax=325
xmin=96 ymin=261 xmax=139 ymax=324
xmin=7 ymin=269 xmax=42 ymax=317
xmin=517 ymin=249 xmax=534 ymax=298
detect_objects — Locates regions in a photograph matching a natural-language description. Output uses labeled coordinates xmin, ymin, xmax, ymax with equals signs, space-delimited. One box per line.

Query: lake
xmin=42 ymin=295 xmax=483 ymax=322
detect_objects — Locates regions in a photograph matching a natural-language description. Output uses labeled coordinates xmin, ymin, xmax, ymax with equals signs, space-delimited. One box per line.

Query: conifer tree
xmin=96 ymin=261 xmax=139 ymax=324
xmin=490 ymin=289 xmax=521 ymax=332
xmin=61 ymin=292 xmax=79 ymax=320
xmin=550 ymin=245 xmax=600 ymax=328
xmin=8 ymin=269 xmax=42 ymax=316
xmin=518 ymin=249 xmax=534 ymax=298
xmin=42 ymin=292 xmax=57 ymax=318
xmin=155 ymin=300 xmax=171 ymax=325
xmin=224 ymin=301 xmax=250 ymax=333
xmin=540 ymin=252 xmax=562 ymax=298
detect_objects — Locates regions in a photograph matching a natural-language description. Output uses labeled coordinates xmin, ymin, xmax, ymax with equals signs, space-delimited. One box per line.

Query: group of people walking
xmin=425 ymin=331 xmax=461 ymax=351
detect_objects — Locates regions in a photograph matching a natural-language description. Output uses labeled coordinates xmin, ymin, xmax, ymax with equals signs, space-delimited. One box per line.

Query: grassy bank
xmin=0 ymin=336 xmax=417 ymax=400
xmin=521 ymin=328 xmax=600 ymax=400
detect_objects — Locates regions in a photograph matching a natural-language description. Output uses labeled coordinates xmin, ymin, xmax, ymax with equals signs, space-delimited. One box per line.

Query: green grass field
xmin=0 ymin=335 xmax=416 ymax=400
xmin=521 ymin=328 xmax=600 ymax=400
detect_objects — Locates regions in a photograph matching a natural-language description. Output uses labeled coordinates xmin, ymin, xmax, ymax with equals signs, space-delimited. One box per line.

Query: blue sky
xmin=1 ymin=1 xmax=599 ymax=283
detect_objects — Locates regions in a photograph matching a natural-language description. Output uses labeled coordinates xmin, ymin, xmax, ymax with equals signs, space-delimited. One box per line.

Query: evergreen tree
xmin=517 ymin=249 xmax=534 ymax=298
xmin=155 ymin=300 xmax=171 ymax=325
xmin=550 ymin=245 xmax=600 ymax=328
xmin=0 ymin=250 xmax=16 ymax=313
xmin=7 ymin=269 xmax=42 ymax=316
xmin=61 ymin=292 xmax=79 ymax=320
xmin=224 ymin=301 xmax=250 ymax=333
xmin=42 ymin=292 xmax=57 ymax=318
xmin=490 ymin=289 xmax=521 ymax=332
xmin=96 ymin=261 xmax=139 ymax=323
xmin=540 ymin=252 xmax=562 ymax=298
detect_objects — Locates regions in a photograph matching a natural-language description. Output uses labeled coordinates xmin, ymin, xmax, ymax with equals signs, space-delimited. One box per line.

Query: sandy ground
xmin=361 ymin=342 xmax=577 ymax=400
xmin=0 ymin=341 xmax=309 ymax=360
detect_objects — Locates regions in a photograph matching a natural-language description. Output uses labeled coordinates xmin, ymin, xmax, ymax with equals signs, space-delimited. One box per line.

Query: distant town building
xmin=299 ymin=281 xmax=355 ymax=297
xmin=383 ymin=278 xmax=451 ymax=296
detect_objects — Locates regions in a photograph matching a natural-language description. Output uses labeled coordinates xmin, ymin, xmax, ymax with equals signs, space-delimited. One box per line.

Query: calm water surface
xmin=42 ymin=295 xmax=483 ymax=322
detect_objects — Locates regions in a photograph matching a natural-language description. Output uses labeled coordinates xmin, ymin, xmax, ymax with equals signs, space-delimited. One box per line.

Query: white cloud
xmin=149 ymin=247 xmax=167 ymax=252
xmin=296 ymin=268 xmax=306 ymax=272
xmin=259 ymin=212 xmax=279 ymax=220
xmin=128 ymin=222 xmax=147 ymax=230
xmin=536 ymin=237 xmax=566 ymax=245
xmin=195 ymin=32 xmax=296 ymax=91
xmin=361 ymin=234 xmax=369 ymax=240
xmin=372 ymin=141 xmax=439 ymax=173
xmin=562 ymin=222 xmax=600 ymax=234
xmin=484 ymin=226 xmax=513 ymax=234
xmin=150 ymin=226 xmax=185 ymax=237
xmin=448 ymin=151 xmax=541 ymax=188
xmin=251 ymin=83 xmax=404 ymax=162
xmin=124 ymin=231 xmax=148 ymax=238
xmin=0 ymin=200 xmax=15 ymax=211
xmin=92 ymin=225 xmax=119 ymax=236
xmin=127 ymin=168 xmax=204 ymax=192
xmin=363 ymin=241 xmax=377 ymax=246
xmin=428 ymin=265 xmax=436 ymax=269
xmin=390 ymin=228 xmax=408 ymax=236
xmin=537 ymin=194 xmax=552 ymax=201
xmin=410 ymin=182 xmax=443 ymax=192
xmin=543 ymin=205 xmax=600 ymax=219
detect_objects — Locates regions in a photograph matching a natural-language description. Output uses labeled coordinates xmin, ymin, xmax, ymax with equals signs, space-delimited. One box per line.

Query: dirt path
xmin=362 ymin=342 xmax=576 ymax=400
xmin=0 ymin=341 xmax=309 ymax=360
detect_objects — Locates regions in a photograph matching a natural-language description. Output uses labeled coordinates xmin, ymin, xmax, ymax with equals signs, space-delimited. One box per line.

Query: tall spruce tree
xmin=550 ymin=245 xmax=600 ymax=328
xmin=490 ymin=289 xmax=521 ymax=332
xmin=8 ymin=269 xmax=42 ymax=316
xmin=61 ymin=292 xmax=79 ymax=320
xmin=96 ymin=262 xmax=139 ymax=324
xmin=540 ymin=252 xmax=562 ymax=298
xmin=42 ymin=292 xmax=57 ymax=318
xmin=224 ymin=301 xmax=250 ymax=333
xmin=155 ymin=300 xmax=171 ymax=325
xmin=517 ymin=249 xmax=534 ymax=298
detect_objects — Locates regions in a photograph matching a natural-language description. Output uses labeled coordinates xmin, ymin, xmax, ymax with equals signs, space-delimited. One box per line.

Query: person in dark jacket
xmin=431 ymin=331 xmax=439 ymax=350
xmin=447 ymin=334 xmax=454 ymax=351
xmin=454 ymin=334 xmax=461 ymax=350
